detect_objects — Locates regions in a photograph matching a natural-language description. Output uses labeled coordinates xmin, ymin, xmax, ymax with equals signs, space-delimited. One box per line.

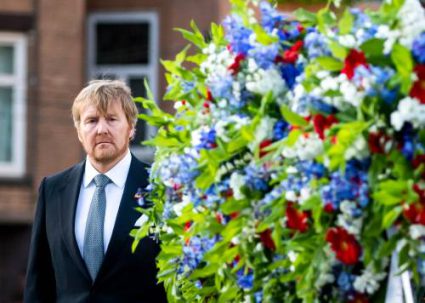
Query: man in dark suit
xmin=24 ymin=80 xmax=167 ymax=303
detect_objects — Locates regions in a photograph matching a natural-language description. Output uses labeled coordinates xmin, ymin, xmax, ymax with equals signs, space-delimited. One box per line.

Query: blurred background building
xmin=0 ymin=0 xmax=390 ymax=301
xmin=0 ymin=0 xmax=231 ymax=301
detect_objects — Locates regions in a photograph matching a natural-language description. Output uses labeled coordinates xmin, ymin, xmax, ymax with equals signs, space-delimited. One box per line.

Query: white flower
xmin=315 ymin=247 xmax=337 ymax=290
xmin=173 ymin=199 xmax=189 ymax=216
xmin=337 ymin=213 xmax=363 ymax=237
xmin=338 ymin=35 xmax=357 ymax=48
xmin=409 ymin=224 xmax=425 ymax=240
xmin=353 ymin=264 xmax=386 ymax=295
xmin=282 ymin=134 xmax=324 ymax=161
xmin=321 ymin=77 xmax=339 ymax=91
xmin=230 ymin=172 xmax=246 ymax=200
xmin=288 ymin=250 xmax=298 ymax=262
xmin=376 ymin=25 xmax=400 ymax=54
xmin=390 ymin=97 xmax=425 ymax=130
xmin=345 ymin=136 xmax=369 ymax=161
xmin=285 ymin=190 xmax=297 ymax=201
xmin=299 ymin=187 xmax=312 ymax=204
xmin=398 ymin=0 xmax=425 ymax=48
xmin=246 ymin=68 xmax=286 ymax=97
xmin=191 ymin=126 xmax=209 ymax=146
xmin=251 ymin=116 xmax=276 ymax=150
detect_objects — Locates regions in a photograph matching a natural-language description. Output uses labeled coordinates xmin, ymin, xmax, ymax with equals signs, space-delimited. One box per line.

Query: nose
xmin=96 ymin=118 xmax=108 ymax=134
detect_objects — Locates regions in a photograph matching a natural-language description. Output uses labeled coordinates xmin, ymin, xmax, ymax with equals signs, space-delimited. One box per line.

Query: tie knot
xmin=94 ymin=174 xmax=110 ymax=188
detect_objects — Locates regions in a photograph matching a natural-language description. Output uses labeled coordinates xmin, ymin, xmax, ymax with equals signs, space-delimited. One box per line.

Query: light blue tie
xmin=83 ymin=174 xmax=110 ymax=281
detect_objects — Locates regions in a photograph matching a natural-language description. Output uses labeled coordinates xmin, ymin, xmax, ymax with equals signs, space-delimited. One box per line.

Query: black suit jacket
xmin=24 ymin=156 xmax=167 ymax=303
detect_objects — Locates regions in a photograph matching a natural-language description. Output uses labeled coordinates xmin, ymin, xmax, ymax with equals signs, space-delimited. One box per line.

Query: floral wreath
xmin=132 ymin=0 xmax=425 ymax=302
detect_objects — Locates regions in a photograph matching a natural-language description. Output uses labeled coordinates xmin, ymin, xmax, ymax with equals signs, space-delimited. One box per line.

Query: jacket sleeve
xmin=24 ymin=177 xmax=56 ymax=303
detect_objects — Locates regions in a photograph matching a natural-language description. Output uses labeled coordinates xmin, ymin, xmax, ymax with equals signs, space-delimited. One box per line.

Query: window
xmin=0 ymin=33 xmax=27 ymax=178
xmin=87 ymin=12 xmax=159 ymax=161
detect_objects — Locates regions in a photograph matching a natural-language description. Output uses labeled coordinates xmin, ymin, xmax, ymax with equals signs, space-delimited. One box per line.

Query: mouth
xmin=96 ymin=141 xmax=113 ymax=146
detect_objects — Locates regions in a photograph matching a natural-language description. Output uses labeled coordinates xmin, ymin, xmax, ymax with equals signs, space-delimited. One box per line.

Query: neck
xmin=88 ymin=151 xmax=129 ymax=174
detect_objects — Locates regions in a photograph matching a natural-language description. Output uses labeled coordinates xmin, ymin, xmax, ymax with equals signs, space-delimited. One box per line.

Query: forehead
xmin=80 ymin=101 xmax=125 ymax=117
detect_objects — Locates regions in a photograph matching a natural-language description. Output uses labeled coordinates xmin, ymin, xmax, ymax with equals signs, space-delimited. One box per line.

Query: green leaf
xmin=338 ymin=9 xmax=354 ymax=35
xmin=253 ymin=24 xmax=279 ymax=45
xmin=175 ymin=21 xmax=207 ymax=49
xmin=190 ymin=263 xmax=219 ymax=279
xmin=317 ymin=8 xmax=336 ymax=34
xmin=391 ymin=43 xmax=414 ymax=94
xmin=280 ymin=105 xmax=308 ymax=127
xmin=315 ymin=56 xmax=343 ymax=71
xmin=328 ymin=40 xmax=348 ymax=60
xmin=211 ymin=22 xmax=225 ymax=46
xmin=294 ymin=8 xmax=317 ymax=26
xmin=382 ymin=206 xmax=403 ymax=229
xmin=360 ymin=38 xmax=385 ymax=58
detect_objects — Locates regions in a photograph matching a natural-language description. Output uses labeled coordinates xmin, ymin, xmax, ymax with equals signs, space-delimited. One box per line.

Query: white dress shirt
xmin=75 ymin=150 xmax=132 ymax=255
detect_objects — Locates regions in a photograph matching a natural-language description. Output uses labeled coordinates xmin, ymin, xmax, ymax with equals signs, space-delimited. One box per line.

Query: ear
xmin=76 ymin=126 xmax=83 ymax=143
xmin=129 ymin=127 xmax=135 ymax=140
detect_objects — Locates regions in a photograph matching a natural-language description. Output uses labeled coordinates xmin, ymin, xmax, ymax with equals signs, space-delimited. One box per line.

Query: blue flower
xmin=337 ymin=271 xmax=354 ymax=293
xmin=197 ymin=128 xmax=217 ymax=150
xmin=280 ymin=63 xmax=302 ymax=89
xmin=412 ymin=32 xmax=425 ymax=64
xmin=260 ymin=1 xmax=284 ymax=33
xmin=237 ymin=268 xmax=254 ymax=289
xmin=156 ymin=153 xmax=199 ymax=188
xmin=254 ymin=291 xmax=263 ymax=303
xmin=178 ymin=236 xmax=219 ymax=275
xmin=208 ymin=74 xmax=235 ymax=103
xmin=306 ymin=95 xmax=337 ymax=114
xmin=244 ymin=164 xmax=270 ymax=192
xmin=273 ymin=119 xmax=289 ymax=140
xmin=249 ymin=44 xmax=280 ymax=69
xmin=223 ymin=15 xmax=253 ymax=54
xmin=304 ymin=30 xmax=331 ymax=59
xmin=320 ymin=160 xmax=370 ymax=210
xmin=297 ymin=161 xmax=326 ymax=179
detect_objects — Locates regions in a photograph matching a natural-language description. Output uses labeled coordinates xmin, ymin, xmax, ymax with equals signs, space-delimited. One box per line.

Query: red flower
xmin=325 ymin=227 xmax=361 ymax=265
xmin=368 ymin=132 xmax=390 ymax=154
xmin=403 ymin=184 xmax=425 ymax=225
xmin=410 ymin=64 xmax=425 ymax=104
xmin=215 ymin=213 xmax=224 ymax=224
xmin=228 ymin=53 xmax=246 ymax=75
xmin=348 ymin=293 xmax=369 ymax=303
xmin=341 ymin=49 xmax=368 ymax=80
xmin=206 ymin=88 xmax=213 ymax=102
xmin=184 ymin=221 xmax=192 ymax=232
xmin=259 ymin=139 xmax=273 ymax=158
xmin=312 ymin=114 xmax=338 ymax=140
xmin=324 ymin=203 xmax=335 ymax=213
xmin=282 ymin=40 xmax=304 ymax=64
xmin=259 ymin=228 xmax=276 ymax=251
xmin=286 ymin=202 xmax=310 ymax=232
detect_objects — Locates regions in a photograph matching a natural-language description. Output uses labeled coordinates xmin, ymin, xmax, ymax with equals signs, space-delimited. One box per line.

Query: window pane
xmin=0 ymin=46 xmax=13 ymax=74
xmin=129 ymin=77 xmax=147 ymax=146
xmin=96 ymin=23 xmax=150 ymax=65
xmin=0 ymin=87 xmax=13 ymax=162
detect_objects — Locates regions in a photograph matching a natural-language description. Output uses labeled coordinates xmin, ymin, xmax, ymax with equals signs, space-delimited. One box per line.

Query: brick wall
xmin=0 ymin=0 xmax=32 ymax=13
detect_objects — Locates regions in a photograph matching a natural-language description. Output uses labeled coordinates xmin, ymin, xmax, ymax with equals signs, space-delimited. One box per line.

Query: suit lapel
xmin=96 ymin=156 xmax=149 ymax=282
xmin=59 ymin=161 xmax=91 ymax=281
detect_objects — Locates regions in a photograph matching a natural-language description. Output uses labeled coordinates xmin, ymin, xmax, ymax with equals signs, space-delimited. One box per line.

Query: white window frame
xmin=0 ymin=33 xmax=27 ymax=178
xmin=87 ymin=12 xmax=159 ymax=161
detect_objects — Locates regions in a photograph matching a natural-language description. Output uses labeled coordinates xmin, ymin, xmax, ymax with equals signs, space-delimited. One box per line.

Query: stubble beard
xmin=91 ymin=143 xmax=127 ymax=167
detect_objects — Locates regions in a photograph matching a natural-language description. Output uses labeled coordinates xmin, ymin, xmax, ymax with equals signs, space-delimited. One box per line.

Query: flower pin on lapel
xmin=134 ymin=187 xmax=145 ymax=206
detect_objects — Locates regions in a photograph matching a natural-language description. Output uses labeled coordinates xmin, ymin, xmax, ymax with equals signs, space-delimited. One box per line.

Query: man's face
xmin=77 ymin=101 xmax=134 ymax=166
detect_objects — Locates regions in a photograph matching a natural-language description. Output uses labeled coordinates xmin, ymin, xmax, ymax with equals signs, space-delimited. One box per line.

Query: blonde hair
xmin=72 ymin=79 xmax=138 ymax=128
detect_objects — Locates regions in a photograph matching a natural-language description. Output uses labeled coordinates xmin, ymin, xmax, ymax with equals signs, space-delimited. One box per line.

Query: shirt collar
xmin=83 ymin=150 xmax=132 ymax=189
